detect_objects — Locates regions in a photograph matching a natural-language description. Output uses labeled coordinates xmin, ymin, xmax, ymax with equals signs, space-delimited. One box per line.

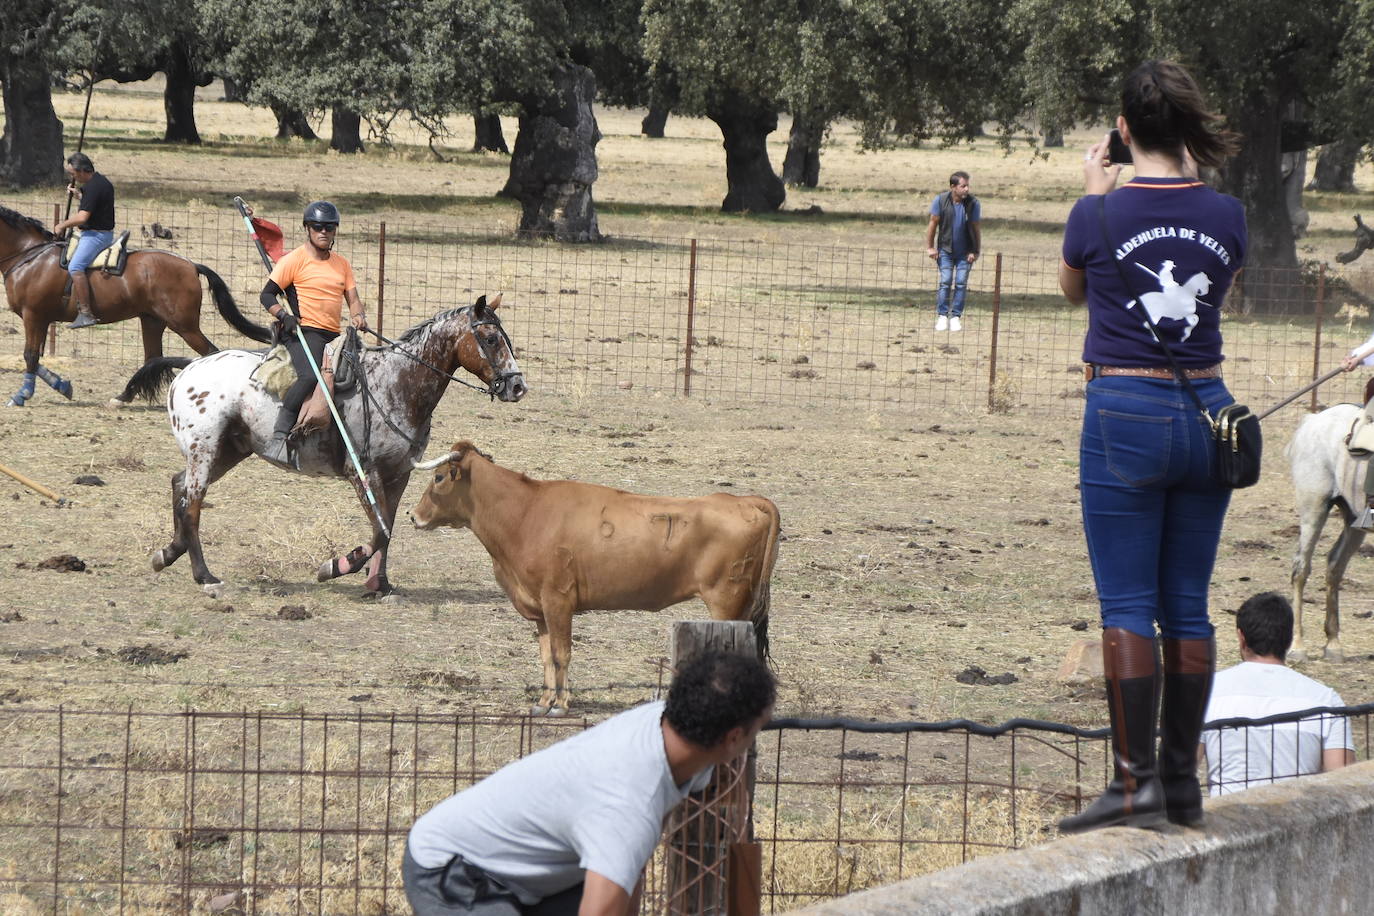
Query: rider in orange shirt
xmin=258 ymin=201 xmax=370 ymax=465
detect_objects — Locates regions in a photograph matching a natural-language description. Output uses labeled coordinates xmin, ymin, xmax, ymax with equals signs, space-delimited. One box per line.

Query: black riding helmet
xmin=302 ymin=200 xmax=340 ymax=227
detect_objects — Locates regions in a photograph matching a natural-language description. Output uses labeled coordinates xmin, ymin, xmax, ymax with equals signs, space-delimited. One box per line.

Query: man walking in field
xmin=925 ymin=171 xmax=981 ymax=332
xmin=404 ymin=650 xmax=775 ymax=916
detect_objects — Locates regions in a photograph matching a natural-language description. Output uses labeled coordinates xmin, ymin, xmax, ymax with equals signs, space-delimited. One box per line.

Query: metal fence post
xmin=987 ymin=253 xmax=1002 ymax=411
xmin=377 ymin=221 xmax=387 ymax=338
xmin=1312 ymin=261 xmax=1326 ymax=414
xmin=684 ymin=239 xmax=697 ymax=397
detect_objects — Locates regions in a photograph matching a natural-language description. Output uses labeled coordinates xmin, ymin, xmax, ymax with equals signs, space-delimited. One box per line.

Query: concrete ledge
xmin=787 ymin=761 xmax=1374 ymax=916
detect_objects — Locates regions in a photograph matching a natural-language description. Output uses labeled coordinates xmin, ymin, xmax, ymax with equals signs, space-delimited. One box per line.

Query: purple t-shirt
xmin=1062 ymin=177 xmax=1246 ymax=367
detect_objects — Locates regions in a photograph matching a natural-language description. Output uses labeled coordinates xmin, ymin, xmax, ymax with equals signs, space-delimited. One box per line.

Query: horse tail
xmin=196 ymin=263 xmax=272 ymax=344
xmin=118 ymin=356 xmax=192 ymax=404
xmin=746 ymin=497 xmax=781 ymax=663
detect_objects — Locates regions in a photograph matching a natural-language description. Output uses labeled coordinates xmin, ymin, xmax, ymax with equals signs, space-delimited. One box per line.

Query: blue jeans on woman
xmin=936 ymin=251 xmax=972 ymax=318
xmin=68 ymin=229 xmax=113 ymax=275
xmin=1079 ymin=375 xmax=1234 ymax=640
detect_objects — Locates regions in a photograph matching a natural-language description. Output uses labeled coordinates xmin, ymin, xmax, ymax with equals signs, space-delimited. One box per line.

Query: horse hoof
xmin=201 ymin=581 xmax=226 ymax=599
xmin=7 ymin=396 xmax=24 ymax=407
xmin=546 ymin=707 xmax=568 ymax=718
xmin=55 ymin=381 xmax=73 ymax=400
xmin=150 ymin=548 xmax=168 ymax=572
xmin=1287 ymin=647 xmax=1308 ymax=664
xmin=530 ymin=704 xmax=550 ymax=717
xmin=1325 ymin=647 xmax=1347 ymax=663
xmin=107 ymin=397 xmax=128 ymax=409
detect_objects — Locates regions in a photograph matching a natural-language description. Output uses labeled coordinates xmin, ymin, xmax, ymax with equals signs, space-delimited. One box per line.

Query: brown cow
xmin=410 ymin=441 xmax=780 ymax=715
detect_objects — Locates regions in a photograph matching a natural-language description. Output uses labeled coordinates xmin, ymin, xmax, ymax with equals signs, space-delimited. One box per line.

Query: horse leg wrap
xmin=35 ymin=367 xmax=73 ymax=400
xmin=8 ymin=373 xmax=37 ymax=407
xmin=317 ymin=545 xmax=373 ymax=581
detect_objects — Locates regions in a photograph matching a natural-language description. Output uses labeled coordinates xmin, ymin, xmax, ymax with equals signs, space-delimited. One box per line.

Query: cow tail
xmin=748 ymin=498 xmax=781 ymax=663
xmin=197 ymin=263 xmax=273 ymax=344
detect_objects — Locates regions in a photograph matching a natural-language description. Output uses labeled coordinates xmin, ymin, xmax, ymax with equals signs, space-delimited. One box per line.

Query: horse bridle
xmin=361 ymin=305 xmax=520 ymax=400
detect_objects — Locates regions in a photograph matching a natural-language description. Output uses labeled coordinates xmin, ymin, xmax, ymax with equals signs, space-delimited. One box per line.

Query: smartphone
xmin=1107 ymin=128 xmax=1133 ymax=165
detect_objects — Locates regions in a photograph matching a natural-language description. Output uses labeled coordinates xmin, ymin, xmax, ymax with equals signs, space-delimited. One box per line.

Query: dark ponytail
xmin=1121 ymin=60 xmax=1239 ymax=169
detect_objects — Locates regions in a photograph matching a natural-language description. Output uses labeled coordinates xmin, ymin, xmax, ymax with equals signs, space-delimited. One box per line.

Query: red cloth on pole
xmin=251 ymin=216 xmax=286 ymax=263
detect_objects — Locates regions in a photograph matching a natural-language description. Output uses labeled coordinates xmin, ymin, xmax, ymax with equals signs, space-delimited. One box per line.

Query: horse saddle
xmin=251 ymin=329 xmax=364 ymax=436
xmin=60 ymin=229 xmax=131 ymax=276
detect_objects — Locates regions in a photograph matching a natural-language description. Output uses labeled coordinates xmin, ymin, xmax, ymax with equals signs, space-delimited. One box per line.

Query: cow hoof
xmin=530 ymin=704 xmax=550 ymax=717
xmin=1287 ymin=647 xmax=1308 ymax=664
xmin=1325 ymin=646 xmax=1346 ymax=663
xmin=546 ymin=707 xmax=568 ymax=719
xmin=201 ymin=581 xmax=226 ymax=599
xmin=150 ymin=548 xmax=168 ymax=572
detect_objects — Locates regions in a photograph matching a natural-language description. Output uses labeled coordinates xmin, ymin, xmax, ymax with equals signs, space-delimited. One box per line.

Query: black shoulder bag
xmin=1096 ymin=196 xmax=1261 ymax=488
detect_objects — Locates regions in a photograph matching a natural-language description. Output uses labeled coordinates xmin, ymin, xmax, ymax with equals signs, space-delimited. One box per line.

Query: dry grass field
xmin=4 ymin=77 xmax=1374 ymax=911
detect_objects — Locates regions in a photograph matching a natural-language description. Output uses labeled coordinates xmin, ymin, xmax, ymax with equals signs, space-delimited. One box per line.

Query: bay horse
xmin=121 ymin=295 xmax=526 ymax=597
xmin=0 ymin=205 xmax=271 ymax=406
xmin=1288 ymin=402 xmax=1371 ymax=662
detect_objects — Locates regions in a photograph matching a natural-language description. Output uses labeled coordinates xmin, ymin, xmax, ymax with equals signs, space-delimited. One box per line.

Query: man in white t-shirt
xmin=404 ymin=650 xmax=775 ymax=916
xmin=1202 ymin=592 xmax=1355 ymax=796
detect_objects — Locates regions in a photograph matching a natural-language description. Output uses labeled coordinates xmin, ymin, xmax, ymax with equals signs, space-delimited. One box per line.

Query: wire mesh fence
xmin=2 ymin=702 xmax=1371 ymax=915
xmin=5 ymin=198 xmax=1374 ymax=414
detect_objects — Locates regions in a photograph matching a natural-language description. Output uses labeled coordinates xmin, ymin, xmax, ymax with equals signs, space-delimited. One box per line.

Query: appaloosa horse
xmin=0 ymin=205 xmax=271 ymax=406
xmin=122 ymin=295 xmax=526 ymax=597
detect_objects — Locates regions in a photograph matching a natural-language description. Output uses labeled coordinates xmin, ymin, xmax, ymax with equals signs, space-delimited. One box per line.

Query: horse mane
xmin=0 ymin=205 xmax=57 ymax=241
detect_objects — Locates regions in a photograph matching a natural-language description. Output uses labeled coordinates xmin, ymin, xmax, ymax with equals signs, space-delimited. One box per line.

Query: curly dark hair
xmin=664 ymin=650 xmax=776 ymax=747
xmin=1236 ymin=591 xmax=1293 ymax=659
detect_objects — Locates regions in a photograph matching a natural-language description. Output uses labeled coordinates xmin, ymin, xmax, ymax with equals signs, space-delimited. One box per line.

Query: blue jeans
xmin=936 ymin=251 xmax=972 ymax=317
xmin=68 ymin=229 xmax=113 ymax=275
xmin=1079 ymin=376 xmax=1234 ymax=640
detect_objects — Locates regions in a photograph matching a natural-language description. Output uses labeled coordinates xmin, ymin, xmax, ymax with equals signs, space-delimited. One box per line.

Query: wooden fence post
xmin=684 ymin=239 xmax=698 ymax=397
xmin=986 ymin=252 xmax=1002 ymax=411
xmin=376 ymin=220 xmax=387 ymax=338
xmin=1311 ymin=262 xmax=1326 ymax=414
xmin=664 ymin=621 xmax=760 ymax=916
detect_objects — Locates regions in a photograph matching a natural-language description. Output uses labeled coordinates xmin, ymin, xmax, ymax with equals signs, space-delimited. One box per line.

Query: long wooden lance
xmin=231 ymin=196 xmax=390 ymax=539
xmin=62 ymin=24 xmax=105 ymax=232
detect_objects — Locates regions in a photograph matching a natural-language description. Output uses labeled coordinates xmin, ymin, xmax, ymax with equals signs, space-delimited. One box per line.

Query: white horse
xmin=1127 ymin=260 xmax=1212 ymax=341
xmin=1288 ymin=402 xmax=1371 ymax=662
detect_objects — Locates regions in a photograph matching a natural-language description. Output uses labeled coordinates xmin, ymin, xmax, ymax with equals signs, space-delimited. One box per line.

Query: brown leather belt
xmin=1085 ymin=363 xmax=1222 ymax=382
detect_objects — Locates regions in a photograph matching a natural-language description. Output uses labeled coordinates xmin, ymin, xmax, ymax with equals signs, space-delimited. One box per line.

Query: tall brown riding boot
xmin=68 ymin=272 xmax=98 ymax=329
xmin=1160 ymin=636 xmax=1215 ymax=826
xmin=1058 ymin=628 xmax=1166 ymax=834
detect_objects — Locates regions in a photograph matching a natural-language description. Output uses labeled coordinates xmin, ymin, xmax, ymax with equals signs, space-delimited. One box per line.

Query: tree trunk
xmin=330 ymin=108 xmax=365 ymax=154
xmin=1219 ymin=95 xmax=1300 ymax=311
xmin=472 ymin=112 xmax=509 ymax=153
xmin=1308 ymin=139 xmax=1359 ymax=193
xmin=0 ymin=56 xmax=64 ymax=187
xmin=641 ymin=106 xmax=668 ymax=138
xmin=707 ymin=92 xmax=785 ymax=213
xmin=272 ymin=102 xmax=317 ymax=141
xmin=782 ymin=109 xmax=824 ymax=187
xmin=1041 ymin=125 xmax=1064 ymax=148
xmin=503 ymin=63 xmax=601 ymax=242
xmin=162 ymin=43 xmax=201 ymax=144
xmin=220 ymin=76 xmax=245 ymax=103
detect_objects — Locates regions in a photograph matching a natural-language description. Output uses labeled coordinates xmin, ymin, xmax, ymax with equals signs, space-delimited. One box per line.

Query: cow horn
xmin=413 ymin=451 xmax=460 ymax=470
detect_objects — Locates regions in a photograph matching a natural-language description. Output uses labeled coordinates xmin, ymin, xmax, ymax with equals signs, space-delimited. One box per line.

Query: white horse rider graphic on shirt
xmin=1125 ymin=259 xmax=1213 ymax=341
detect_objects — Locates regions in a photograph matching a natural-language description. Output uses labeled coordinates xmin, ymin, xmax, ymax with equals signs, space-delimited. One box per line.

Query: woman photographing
xmin=1057 ymin=60 xmax=1247 ymax=833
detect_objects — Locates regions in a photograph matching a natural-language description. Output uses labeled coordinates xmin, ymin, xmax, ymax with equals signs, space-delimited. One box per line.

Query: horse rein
xmin=0 ymin=240 xmax=59 ymax=274
xmin=361 ymin=306 xmax=520 ymax=400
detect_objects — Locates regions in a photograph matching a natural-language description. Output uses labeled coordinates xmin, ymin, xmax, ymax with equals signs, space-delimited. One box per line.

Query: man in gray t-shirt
xmin=405 ymin=651 xmax=776 ymax=916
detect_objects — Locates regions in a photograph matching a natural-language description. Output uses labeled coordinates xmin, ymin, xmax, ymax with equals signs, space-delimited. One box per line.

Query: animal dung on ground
xmin=36 ymin=554 xmax=87 ymax=572
xmin=73 ymin=475 xmax=105 ymax=486
xmin=276 ymin=605 xmax=312 ymax=620
xmin=954 ymin=665 xmax=1018 ymax=686
xmin=115 ymin=645 xmax=189 ymax=666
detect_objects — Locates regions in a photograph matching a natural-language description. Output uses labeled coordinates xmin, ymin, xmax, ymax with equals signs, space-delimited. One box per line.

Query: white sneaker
xmin=950 ymin=316 xmax=962 ymax=332
xmin=935 ymin=315 xmax=948 ymax=331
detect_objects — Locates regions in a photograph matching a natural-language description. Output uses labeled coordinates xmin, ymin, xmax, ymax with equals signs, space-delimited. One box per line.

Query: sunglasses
xmin=307 ymin=222 xmax=337 ymax=232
